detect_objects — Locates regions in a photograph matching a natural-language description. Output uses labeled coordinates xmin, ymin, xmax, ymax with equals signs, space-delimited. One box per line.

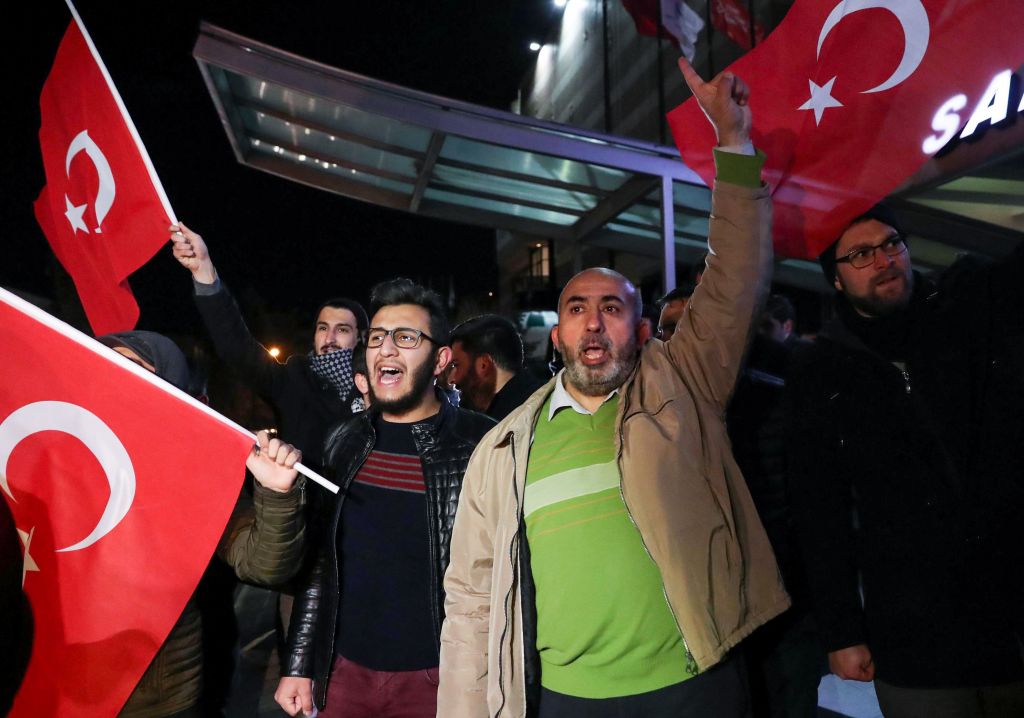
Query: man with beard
xmin=438 ymin=58 xmax=789 ymax=718
xmin=448 ymin=314 xmax=544 ymax=420
xmin=275 ymin=279 xmax=495 ymax=718
xmin=787 ymin=206 xmax=1024 ymax=716
xmin=171 ymin=224 xmax=367 ymax=470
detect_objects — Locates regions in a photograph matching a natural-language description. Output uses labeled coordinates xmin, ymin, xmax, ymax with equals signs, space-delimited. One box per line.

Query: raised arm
xmin=170 ymin=224 xmax=288 ymax=402
xmin=661 ymin=60 xmax=772 ymax=406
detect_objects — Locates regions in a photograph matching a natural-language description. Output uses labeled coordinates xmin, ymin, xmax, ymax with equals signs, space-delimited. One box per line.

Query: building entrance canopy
xmin=193 ymin=23 xmax=830 ymax=292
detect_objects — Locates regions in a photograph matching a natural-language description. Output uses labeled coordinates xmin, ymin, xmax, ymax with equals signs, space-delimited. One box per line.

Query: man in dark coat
xmin=275 ymin=279 xmax=494 ymax=718
xmin=447 ymin=314 xmax=544 ymax=420
xmin=787 ymin=205 xmax=1024 ymax=717
xmin=729 ymin=295 xmax=821 ymax=718
xmin=170 ymin=223 xmax=367 ymax=470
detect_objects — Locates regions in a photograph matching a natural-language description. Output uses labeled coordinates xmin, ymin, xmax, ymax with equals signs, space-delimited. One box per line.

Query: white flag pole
xmin=62 ymin=0 xmax=178 ymax=225
xmin=0 ymin=287 xmax=339 ymax=494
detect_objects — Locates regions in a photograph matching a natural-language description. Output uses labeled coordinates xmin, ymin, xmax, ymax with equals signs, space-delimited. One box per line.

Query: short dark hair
xmin=316 ymin=297 xmax=369 ymax=338
xmin=450 ymin=315 xmax=524 ymax=372
xmin=763 ymin=294 xmax=795 ymax=324
xmin=368 ymin=278 xmax=450 ymax=345
xmin=352 ymin=343 xmax=367 ymax=377
xmin=657 ymin=284 xmax=694 ymax=307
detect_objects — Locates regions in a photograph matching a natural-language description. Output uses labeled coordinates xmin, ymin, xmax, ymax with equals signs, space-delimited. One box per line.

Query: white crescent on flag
xmin=63 ymin=129 xmax=117 ymax=234
xmin=0 ymin=400 xmax=136 ymax=553
xmin=817 ymin=0 xmax=931 ymax=93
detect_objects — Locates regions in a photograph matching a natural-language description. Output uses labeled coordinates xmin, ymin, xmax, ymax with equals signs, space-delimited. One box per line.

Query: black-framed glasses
xmin=366 ymin=327 xmax=438 ymax=350
xmin=835 ymin=235 xmax=908 ymax=269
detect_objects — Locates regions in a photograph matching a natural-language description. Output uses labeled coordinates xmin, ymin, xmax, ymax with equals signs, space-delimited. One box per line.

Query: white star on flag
xmin=64 ymin=196 xmax=90 ymax=234
xmin=798 ymin=76 xmax=843 ymax=125
xmin=18 ymin=526 xmax=41 ymax=587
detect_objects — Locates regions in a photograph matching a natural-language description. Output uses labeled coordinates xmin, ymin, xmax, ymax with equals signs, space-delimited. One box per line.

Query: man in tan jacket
xmin=437 ymin=61 xmax=789 ymax=718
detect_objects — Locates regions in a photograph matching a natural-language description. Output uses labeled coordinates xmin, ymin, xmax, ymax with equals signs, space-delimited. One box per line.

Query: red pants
xmin=319 ymin=655 xmax=438 ymax=718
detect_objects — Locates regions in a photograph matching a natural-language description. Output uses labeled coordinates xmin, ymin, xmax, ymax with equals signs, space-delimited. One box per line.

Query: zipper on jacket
xmin=318 ymin=428 xmax=375 ymax=707
xmin=495 ymin=431 xmax=520 ymax=718
xmin=615 ymin=395 xmax=697 ymax=673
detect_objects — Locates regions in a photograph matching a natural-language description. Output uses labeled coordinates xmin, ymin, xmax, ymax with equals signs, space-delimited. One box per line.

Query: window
xmin=529 ymin=242 xmax=550 ymax=279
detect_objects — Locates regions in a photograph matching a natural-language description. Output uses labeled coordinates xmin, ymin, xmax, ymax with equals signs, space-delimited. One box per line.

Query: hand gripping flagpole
xmin=63 ymin=0 xmax=178 ymax=225
xmin=1 ymin=287 xmax=339 ymax=493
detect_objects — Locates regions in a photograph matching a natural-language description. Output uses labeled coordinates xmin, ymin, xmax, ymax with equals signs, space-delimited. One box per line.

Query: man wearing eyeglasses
xmin=788 ymin=205 xmax=1024 ymax=716
xmin=276 ymin=278 xmax=495 ymax=718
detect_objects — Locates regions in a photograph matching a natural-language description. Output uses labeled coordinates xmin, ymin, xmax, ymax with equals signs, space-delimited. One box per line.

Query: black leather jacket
xmin=284 ymin=398 xmax=494 ymax=709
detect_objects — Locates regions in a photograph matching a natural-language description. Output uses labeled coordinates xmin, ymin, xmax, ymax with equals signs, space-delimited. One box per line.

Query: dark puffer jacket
xmin=284 ymin=398 xmax=494 ymax=709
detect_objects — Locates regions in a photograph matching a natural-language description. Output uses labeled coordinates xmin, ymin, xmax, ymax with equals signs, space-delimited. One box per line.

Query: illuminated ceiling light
xmin=267 ymin=346 xmax=281 ymax=358
xmin=554 ymin=0 xmax=567 ymax=7
xmin=252 ymin=138 xmax=261 ymax=147
xmin=298 ymin=154 xmax=307 ymax=161
xmin=529 ymin=41 xmax=542 ymax=52
xmin=304 ymin=127 xmax=311 ymax=135
xmin=329 ymin=135 xmax=336 ymax=141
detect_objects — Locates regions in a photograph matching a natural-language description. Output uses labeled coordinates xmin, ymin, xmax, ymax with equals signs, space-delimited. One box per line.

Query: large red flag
xmin=33 ymin=15 xmax=173 ymax=336
xmin=0 ymin=288 xmax=252 ymax=717
xmin=669 ymin=0 xmax=1024 ymax=258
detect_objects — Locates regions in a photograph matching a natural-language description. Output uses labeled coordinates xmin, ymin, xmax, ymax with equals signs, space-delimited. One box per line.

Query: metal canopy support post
xmin=409 ymin=131 xmax=445 ymax=212
xmin=661 ymin=175 xmax=676 ymax=292
xmin=571 ymin=174 xmax=659 ymax=242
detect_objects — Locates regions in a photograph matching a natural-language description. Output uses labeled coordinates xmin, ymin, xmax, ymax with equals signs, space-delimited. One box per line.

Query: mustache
xmin=871 ymin=268 xmax=903 ymax=288
xmin=576 ymin=336 xmax=611 ymax=352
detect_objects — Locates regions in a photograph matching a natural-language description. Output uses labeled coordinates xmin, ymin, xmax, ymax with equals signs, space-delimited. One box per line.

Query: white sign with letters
xmin=922 ymin=69 xmax=1024 ymax=154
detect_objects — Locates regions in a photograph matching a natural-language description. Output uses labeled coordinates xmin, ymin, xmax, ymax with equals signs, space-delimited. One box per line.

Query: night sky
xmin=5 ymin=2 xmax=557 ymax=337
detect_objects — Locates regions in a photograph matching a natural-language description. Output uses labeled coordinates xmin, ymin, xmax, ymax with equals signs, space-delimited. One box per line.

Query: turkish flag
xmin=668 ymin=0 xmax=1024 ymax=258
xmin=710 ymin=0 xmax=765 ymax=50
xmin=33 ymin=20 xmax=171 ymax=336
xmin=0 ymin=288 xmax=252 ymax=717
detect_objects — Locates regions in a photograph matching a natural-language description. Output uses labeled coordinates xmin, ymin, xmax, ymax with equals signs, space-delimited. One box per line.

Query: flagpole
xmin=62 ymin=0 xmax=178 ymax=225
xmin=0 ymin=287 xmax=339 ymax=494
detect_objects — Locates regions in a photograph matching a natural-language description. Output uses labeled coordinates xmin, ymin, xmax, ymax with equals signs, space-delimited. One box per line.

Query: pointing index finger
xmin=677 ymin=56 xmax=706 ymax=95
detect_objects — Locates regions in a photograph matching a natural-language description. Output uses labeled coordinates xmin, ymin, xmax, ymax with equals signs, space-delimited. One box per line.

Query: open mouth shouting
xmin=578 ymin=338 xmax=611 ymax=367
xmin=376 ymin=364 xmax=405 ymax=388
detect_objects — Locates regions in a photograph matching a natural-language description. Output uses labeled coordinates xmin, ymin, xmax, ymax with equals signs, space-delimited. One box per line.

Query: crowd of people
xmin=7 ymin=60 xmax=1023 ymax=718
